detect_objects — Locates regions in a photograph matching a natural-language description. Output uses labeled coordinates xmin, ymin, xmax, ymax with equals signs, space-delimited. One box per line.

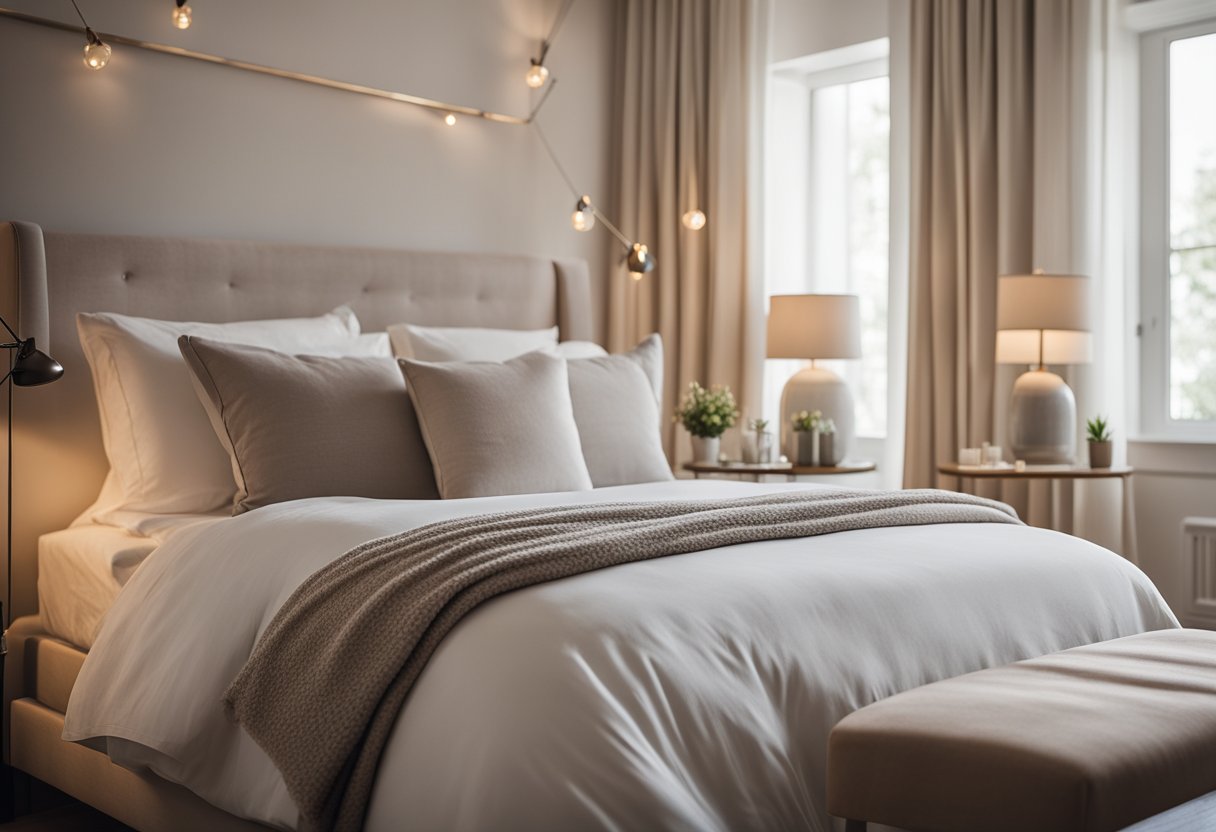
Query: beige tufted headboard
xmin=0 ymin=221 xmax=594 ymax=619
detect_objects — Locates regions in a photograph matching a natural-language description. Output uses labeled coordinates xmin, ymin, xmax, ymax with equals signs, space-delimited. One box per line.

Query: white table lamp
xmin=767 ymin=294 xmax=862 ymax=461
xmin=996 ymin=271 xmax=1091 ymax=463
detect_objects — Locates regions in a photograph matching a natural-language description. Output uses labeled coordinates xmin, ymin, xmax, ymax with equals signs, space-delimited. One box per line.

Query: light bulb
xmin=571 ymin=195 xmax=595 ymax=231
xmin=525 ymin=63 xmax=550 ymax=89
xmin=444 ymin=113 xmax=457 ymax=127
xmin=627 ymin=242 xmax=656 ymax=277
xmin=83 ymin=32 xmax=111 ymax=70
xmin=681 ymin=209 xmax=706 ymax=230
xmin=172 ymin=2 xmax=193 ymax=29
xmin=572 ymin=209 xmax=594 ymax=231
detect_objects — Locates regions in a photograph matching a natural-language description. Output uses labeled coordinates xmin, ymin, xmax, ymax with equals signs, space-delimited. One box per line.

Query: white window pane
xmin=1169 ymin=32 xmax=1216 ymax=421
xmin=1170 ymin=247 xmax=1216 ymax=420
xmin=846 ymin=76 xmax=889 ymax=438
xmin=1170 ymin=32 xmax=1216 ymax=250
xmin=764 ymin=66 xmax=889 ymax=443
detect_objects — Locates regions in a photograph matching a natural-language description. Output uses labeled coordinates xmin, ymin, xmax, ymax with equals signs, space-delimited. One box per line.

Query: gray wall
xmin=0 ymin=0 xmax=616 ymax=341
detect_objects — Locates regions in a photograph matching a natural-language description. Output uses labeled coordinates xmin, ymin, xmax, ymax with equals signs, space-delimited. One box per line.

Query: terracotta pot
xmin=1088 ymin=440 xmax=1112 ymax=468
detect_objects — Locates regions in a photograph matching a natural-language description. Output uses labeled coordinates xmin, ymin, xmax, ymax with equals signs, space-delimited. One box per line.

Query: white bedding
xmin=38 ymin=526 xmax=156 ymax=649
xmin=64 ymin=481 xmax=1178 ymax=831
xmin=40 ymin=515 xmax=225 ymax=648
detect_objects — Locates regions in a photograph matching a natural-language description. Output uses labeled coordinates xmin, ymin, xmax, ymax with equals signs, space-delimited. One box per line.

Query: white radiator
xmin=1185 ymin=517 xmax=1216 ymax=624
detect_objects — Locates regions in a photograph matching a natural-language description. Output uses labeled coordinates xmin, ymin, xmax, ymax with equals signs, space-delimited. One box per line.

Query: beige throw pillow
xmin=179 ymin=336 xmax=438 ymax=514
xmin=567 ymin=334 xmax=672 ymax=487
xmin=399 ymin=351 xmax=593 ymax=499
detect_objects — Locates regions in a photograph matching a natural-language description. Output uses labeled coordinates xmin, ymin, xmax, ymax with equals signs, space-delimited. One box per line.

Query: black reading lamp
xmin=0 ymin=316 xmax=60 ymax=820
xmin=0 ymin=317 xmax=62 ymax=696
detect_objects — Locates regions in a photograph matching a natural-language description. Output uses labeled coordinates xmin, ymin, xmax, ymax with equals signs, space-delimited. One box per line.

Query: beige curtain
xmin=608 ymin=0 xmax=769 ymax=466
xmin=903 ymin=0 xmax=1094 ymax=519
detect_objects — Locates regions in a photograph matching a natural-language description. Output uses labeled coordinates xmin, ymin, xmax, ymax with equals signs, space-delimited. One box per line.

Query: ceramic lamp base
xmin=779 ymin=366 xmax=854 ymax=462
xmin=1009 ymin=369 xmax=1076 ymax=464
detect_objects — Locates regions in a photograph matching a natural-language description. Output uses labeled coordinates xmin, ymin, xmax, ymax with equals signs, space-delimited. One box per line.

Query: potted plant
xmin=1087 ymin=415 xmax=1112 ymax=468
xmin=819 ymin=417 xmax=844 ymax=466
xmin=676 ymin=381 xmax=739 ymax=464
xmin=742 ymin=417 xmax=773 ymax=464
xmin=791 ymin=410 xmax=822 ymax=466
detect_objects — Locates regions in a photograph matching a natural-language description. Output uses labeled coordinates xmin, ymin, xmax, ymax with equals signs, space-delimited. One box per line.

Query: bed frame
xmin=0 ymin=220 xmax=595 ymax=830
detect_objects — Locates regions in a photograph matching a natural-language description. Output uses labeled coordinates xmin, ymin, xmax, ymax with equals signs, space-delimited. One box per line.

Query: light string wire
xmin=532 ymin=121 xmax=635 ymax=251
xmin=535 ymin=0 xmax=576 ymax=65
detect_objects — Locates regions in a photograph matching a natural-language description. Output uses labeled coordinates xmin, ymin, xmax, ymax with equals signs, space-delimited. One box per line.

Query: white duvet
xmin=65 ymin=481 xmax=1177 ymax=831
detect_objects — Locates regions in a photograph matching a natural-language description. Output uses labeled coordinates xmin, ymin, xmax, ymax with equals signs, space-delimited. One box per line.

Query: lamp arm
xmin=0 ymin=314 xmax=19 ymax=344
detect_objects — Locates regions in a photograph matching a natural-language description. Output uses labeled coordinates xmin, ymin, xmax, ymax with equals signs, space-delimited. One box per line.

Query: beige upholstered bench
xmin=827 ymin=629 xmax=1216 ymax=832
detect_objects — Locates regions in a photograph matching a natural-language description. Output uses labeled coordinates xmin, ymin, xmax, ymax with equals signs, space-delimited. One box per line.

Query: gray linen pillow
xmin=567 ymin=334 xmax=672 ymax=487
xmin=179 ymin=336 xmax=438 ymax=514
xmin=399 ymin=351 xmax=594 ymax=499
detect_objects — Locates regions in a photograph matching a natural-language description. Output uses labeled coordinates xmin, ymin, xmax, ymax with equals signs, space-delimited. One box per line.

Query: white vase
xmin=691 ymin=435 xmax=720 ymax=464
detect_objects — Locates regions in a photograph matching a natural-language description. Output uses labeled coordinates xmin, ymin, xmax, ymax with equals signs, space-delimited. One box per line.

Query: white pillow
xmin=567 ymin=334 xmax=671 ymax=487
xmin=344 ymin=331 xmax=392 ymax=358
xmin=553 ymin=341 xmax=609 ymax=359
xmin=388 ymin=324 xmax=559 ymax=362
xmin=77 ymin=307 xmax=363 ymax=519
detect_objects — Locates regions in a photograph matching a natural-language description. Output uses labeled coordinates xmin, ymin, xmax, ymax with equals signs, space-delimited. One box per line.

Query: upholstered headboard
xmin=0 ymin=221 xmax=594 ymax=618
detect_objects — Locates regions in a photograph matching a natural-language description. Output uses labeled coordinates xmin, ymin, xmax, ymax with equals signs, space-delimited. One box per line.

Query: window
xmin=1140 ymin=21 xmax=1216 ymax=438
xmin=765 ymin=41 xmax=890 ymax=439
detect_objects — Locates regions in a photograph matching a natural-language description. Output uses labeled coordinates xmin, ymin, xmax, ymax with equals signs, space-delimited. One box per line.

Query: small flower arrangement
xmin=676 ymin=381 xmax=739 ymax=439
xmin=748 ymin=417 xmax=770 ymax=434
xmin=791 ymin=409 xmax=823 ymax=433
xmin=819 ymin=417 xmax=836 ymax=435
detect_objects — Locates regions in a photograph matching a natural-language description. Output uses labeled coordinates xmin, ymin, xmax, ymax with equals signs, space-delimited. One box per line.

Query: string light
xmin=525 ymin=61 xmax=550 ymax=89
xmin=627 ymin=243 xmax=655 ymax=279
xmin=68 ymin=0 xmax=110 ymax=69
xmin=42 ymin=0 xmax=676 ymax=279
xmin=526 ymin=0 xmax=573 ymax=88
xmin=82 ymin=28 xmax=111 ymax=69
xmin=682 ymin=209 xmax=706 ymax=231
xmin=171 ymin=0 xmax=192 ymax=30
xmin=571 ymin=196 xmax=595 ymax=231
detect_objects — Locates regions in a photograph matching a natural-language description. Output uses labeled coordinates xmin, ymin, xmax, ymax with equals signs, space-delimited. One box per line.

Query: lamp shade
xmin=11 ymin=338 xmax=63 ymax=387
xmin=996 ymin=273 xmax=1091 ymax=366
xmin=996 ymin=330 xmax=1093 ymax=365
xmin=997 ymin=273 xmax=1090 ymax=331
xmin=767 ymin=294 xmax=862 ymax=360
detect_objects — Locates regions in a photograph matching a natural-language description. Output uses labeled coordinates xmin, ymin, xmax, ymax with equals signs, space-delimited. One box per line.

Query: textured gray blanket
xmin=223 ymin=488 xmax=1020 ymax=831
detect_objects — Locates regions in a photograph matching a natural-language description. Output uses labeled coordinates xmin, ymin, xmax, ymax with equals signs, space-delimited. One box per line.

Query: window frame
xmin=1138 ymin=17 xmax=1216 ymax=440
xmin=766 ymin=39 xmax=891 ymax=440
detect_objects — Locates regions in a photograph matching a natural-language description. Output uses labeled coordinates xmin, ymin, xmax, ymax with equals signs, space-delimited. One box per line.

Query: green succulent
xmin=1086 ymin=415 xmax=1112 ymax=443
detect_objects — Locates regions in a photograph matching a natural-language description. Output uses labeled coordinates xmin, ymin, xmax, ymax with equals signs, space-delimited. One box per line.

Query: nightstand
xmin=936 ymin=463 xmax=1137 ymax=563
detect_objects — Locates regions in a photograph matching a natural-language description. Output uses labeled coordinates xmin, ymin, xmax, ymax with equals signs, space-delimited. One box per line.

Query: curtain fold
xmin=609 ymin=0 xmax=769 ymax=465
xmin=904 ymin=0 xmax=1093 ymax=490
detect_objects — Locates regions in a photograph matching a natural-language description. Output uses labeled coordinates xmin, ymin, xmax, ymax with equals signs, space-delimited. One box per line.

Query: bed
xmin=0 ymin=220 xmax=1178 ymax=831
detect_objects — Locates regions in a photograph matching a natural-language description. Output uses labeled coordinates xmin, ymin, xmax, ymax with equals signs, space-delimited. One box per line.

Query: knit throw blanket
xmin=223 ymin=489 xmax=1020 ymax=831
